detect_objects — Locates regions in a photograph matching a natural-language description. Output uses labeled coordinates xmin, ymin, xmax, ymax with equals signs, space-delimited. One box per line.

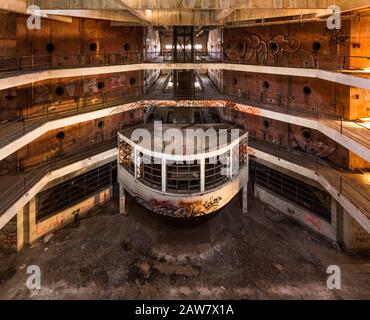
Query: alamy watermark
xmin=326 ymin=265 xmax=341 ymax=290
xmin=26 ymin=265 xmax=41 ymax=290
xmin=327 ymin=5 xmax=342 ymax=30
xmin=128 ymin=121 xmax=243 ymax=176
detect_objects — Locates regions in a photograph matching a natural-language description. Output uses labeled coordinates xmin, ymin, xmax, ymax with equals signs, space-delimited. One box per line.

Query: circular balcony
xmin=117 ymin=123 xmax=249 ymax=218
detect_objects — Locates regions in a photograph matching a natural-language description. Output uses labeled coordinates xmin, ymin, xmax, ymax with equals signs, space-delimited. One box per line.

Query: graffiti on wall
xmin=0 ymin=217 xmax=17 ymax=250
xmin=291 ymin=128 xmax=338 ymax=159
xmin=224 ymin=33 xmax=317 ymax=68
xmin=134 ymin=195 xmax=224 ymax=218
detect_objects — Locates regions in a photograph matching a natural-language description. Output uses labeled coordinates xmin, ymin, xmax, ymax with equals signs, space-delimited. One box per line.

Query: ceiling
xmin=1 ymin=0 xmax=370 ymax=26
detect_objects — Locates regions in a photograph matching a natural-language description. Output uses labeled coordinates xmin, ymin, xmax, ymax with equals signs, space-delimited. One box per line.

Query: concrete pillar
xmin=29 ymin=197 xmax=37 ymax=244
xmin=119 ymin=183 xmax=127 ymax=215
xmin=331 ymin=197 xmax=343 ymax=244
xmin=242 ymin=182 xmax=248 ymax=215
xmin=16 ymin=208 xmax=24 ymax=252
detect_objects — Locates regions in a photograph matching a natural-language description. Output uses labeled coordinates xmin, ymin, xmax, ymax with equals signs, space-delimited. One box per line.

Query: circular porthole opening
xmin=303 ymin=86 xmax=312 ymax=95
xmin=263 ymin=120 xmax=270 ymax=129
xmin=123 ymin=43 xmax=130 ymax=52
xmin=55 ymin=87 xmax=65 ymax=96
xmin=5 ymin=95 xmax=16 ymax=101
xmin=269 ymin=42 xmax=278 ymax=52
xmin=263 ymin=81 xmax=270 ymax=89
xmin=97 ymin=81 xmax=105 ymax=90
xmin=302 ymin=129 xmax=312 ymax=141
xmin=89 ymin=42 xmax=98 ymax=52
xmin=130 ymin=77 xmax=136 ymax=86
xmin=98 ymin=120 xmax=105 ymax=129
xmin=236 ymin=42 xmax=244 ymax=52
xmin=45 ymin=42 xmax=56 ymax=53
xmin=312 ymin=41 xmax=321 ymax=52
xmin=56 ymin=131 xmax=65 ymax=140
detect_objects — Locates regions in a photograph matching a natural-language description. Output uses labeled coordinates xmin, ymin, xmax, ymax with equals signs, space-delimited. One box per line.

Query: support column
xmin=200 ymin=158 xmax=205 ymax=192
xmin=161 ymin=159 xmax=166 ymax=192
xmin=16 ymin=208 xmax=24 ymax=252
xmin=119 ymin=183 xmax=127 ymax=215
xmin=331 ymin=197 xmax=343 ymax=244
xmin=242 ymin=182 xmax=248 ymax=215
xmin=29 ymin=197 xmax=37 ymax=245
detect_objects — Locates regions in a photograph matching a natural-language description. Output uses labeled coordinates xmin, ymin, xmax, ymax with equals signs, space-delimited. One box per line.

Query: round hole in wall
xmin=123 ymin=43 xmax=130 ymax=52
xmin=98 ymin=120 xmax=105 ymax=129
xmin=302 ymin=129 xmax=312 ymax=141
xmin=236 ymin=42 xmax=244 ymax=52
xmin=130 ymin=77 xmax=136 ymax=86
xmin=89 ymin=42 xmax=98 ymax=52
xmin=5 ymin=94 xmax=16 ymax=101
xmin=97 ymin=81 xmax=105 ymax=90
xmin=45 ymin=42 xmax=56 ymax=53
xmin=312 ymin=41 xmax=322 ymax=51
xmin=56 ymin=131 xmax=65 ymax=140
xmin=263 ymin=81 xmax=270 ymax=89
xmin=303 ymin=86 xmax=312 ymax=95
xmin=232 ymin=78 xmax=238 ymax=85
xmin=263 ymin=120 xmax=270 ymax=129
xmin=55 ymin=86 xmax=65 ymax=96
xmin=269 ymin=42 xmax=278 ymax=52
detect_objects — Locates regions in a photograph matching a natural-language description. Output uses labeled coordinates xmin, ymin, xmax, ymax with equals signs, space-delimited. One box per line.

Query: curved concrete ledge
xmin=1 ymin=99 xmax=368 ymax=164
xmin=251 ymin=148 xmax=370 ymax=235
xmin=1 ymin=144 xmax=368 ymax=243
xmin=1 ymin=63 xmax=370 ymax=91
xmin=118 ymin=163 xmax=249 ymax=218
xmin=0 ymin=148 xmax=117 ymax=231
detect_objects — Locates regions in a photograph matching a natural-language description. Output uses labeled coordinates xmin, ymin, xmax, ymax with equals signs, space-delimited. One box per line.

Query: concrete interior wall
xmin=222 ymin=21 xmax=351 ymax=69
xmin=0 ymin=70 xmax=143 ymax=120
xmin=221 ymin=70 xmax=350 ymax=118
xmin=8 ymin=108 xmax=144 ymax=171
xmin=220 ymin=108 xmax=351 ymax=168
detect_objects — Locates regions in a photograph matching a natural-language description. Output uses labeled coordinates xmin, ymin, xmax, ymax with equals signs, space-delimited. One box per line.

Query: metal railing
xmin=0 ymin=138 xmax=117 ymax=216
xmin=0 ymin=51 xmax=368 ymax=75
xmin=1 ymin=80 xmax=368 ymax=155
xmin=0 ymin=87 xmax=144 ymax=149
xmin=219 ymin=85 xmax=370 ymax=148
xmin=249 ymin=137 xmax=370 ymax=218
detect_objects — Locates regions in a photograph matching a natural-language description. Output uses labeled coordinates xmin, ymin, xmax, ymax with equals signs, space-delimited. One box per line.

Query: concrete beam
xmin=1 ymin=63 xmax=370 ymax=91
xmin=0 ymin=148 xmax=117 ymax=230
xmin=0 ymin=0 xmax=27 ymax=14
xmin=252 ymin=147 xmax=370 ymax=235
xmin=40 ymin=9 xmax=143 ymax=24
xmin=114 ymin=0 xmax=151 ymax=24
xmin=99 ymin=0 xmax=333 ymax=10
xmin=29 ymin=0 xmax=123 ymax=10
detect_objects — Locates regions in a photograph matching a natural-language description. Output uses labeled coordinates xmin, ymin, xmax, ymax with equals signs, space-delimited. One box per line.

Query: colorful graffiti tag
xmin=134 ymin=195 xmax=224 ymax=218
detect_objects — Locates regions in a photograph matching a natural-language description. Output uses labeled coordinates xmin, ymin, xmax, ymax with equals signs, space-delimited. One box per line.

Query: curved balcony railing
xmin=0 ymin=51 xmax=369 ymax=75
xmin=0 ymin=52 xmax=143 ymax=74
xmin=0 ymin=138 xmax=117 ymax=218
xmin=118 ymin=125 xmax=249 ymax=195
xmin=0 ymin=77 xmax=369 ymax=162
xmin=249 ymin=137 xmax=370 ymax=220
xmin=0 ymin=86 xmax=144 ymax=150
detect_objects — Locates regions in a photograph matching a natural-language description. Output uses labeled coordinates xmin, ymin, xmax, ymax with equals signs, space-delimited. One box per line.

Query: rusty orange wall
xmin=0 ymin=70 xmax=143 ymax=120
xmin=222 ymin=21 xmax=351 ymax=69
xmin=222 ymin=71 xmax=349 ymax=117
xmin=221 ymin=108 xmax=350 ymax=168
xmin=0 ymin=13 xmax=17 ymax=58
xmin=348 ymin=13 xmax=370 ymax=120
xmin=350 ymin=13 xmax=370 ymax=70
xmin=14 ymin=108 xmax=144 ymax=170
xmin=16 ymin=15 xmax=143 ymax=56
xmin=0 ymin=14 xmax=144 ymax=69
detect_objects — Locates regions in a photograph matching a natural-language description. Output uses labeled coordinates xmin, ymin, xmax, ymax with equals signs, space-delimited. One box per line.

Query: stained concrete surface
xmin=0 ymin=192 xmax=370 ymax=300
